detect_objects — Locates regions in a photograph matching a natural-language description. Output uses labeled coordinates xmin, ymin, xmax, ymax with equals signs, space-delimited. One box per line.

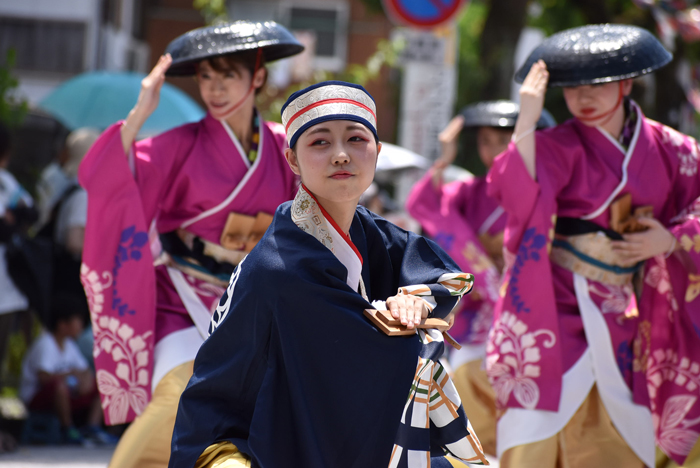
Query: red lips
xmin=330 ymin=171 xmax=353 ymax=179
xmin=580 ymin=107 xmax=596 ymax=115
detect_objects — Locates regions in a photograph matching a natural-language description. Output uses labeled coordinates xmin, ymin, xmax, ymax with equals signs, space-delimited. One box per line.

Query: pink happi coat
xmin=406 ymin=173 xmax=502 ymax=349
xmin=78 ymin=113 xmax=297 ymax=425
xmin=486 ymin=102 xmax=700 ymax=465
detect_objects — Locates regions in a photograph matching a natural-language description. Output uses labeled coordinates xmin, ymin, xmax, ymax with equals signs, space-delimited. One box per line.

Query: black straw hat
xmin=514 ymin=24 xmax=672 ymax=88
xmin=165 ymin=21 xmax=304 ymax=76
xmin=460 ymin=100 xmax=557 ymax=129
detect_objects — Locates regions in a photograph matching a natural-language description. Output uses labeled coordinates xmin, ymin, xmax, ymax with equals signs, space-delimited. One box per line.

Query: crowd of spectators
xmin=0 ymin=122 xmax=111 ymax=450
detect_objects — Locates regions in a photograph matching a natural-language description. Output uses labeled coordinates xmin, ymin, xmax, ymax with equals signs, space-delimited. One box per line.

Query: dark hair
xmin=48 ymin=293 xmax=86 ymax=332
xmin=202 ymin=50 xmax=268 ymax=94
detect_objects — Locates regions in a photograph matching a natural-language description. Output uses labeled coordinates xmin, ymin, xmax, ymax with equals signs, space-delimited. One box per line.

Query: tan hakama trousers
xmin=656 ymin=440 xmax=700 ymax=468
xmin=108 ymin=361 xmax=194 ymax=468
xmin=452 ymin=359 xmax=497 ymax=456
xmin=500 ymin=385 xmax=643 ymax=468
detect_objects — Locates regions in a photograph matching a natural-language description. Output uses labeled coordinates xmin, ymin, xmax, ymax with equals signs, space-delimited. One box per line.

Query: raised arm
xmin=512 ymin=60 xmax=549 ymax=180
xmin=430 ymin=115 xmax=465 ymax=188
xmin=120 ymin=54 xmax=173 ymax=154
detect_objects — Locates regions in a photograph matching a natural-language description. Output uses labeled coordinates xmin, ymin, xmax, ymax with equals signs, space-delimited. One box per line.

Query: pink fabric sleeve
xmin=653 ymin=124 xmax=700 ymax=279
xmin=266 ymin=121 xmax=299 ymax=200
xmin=405 ymin=170 xmax=473 ymax=235
xmin=79 ymin=122 xmax=196 ymax=226
xmin=78 ymin=123 xmax=157 ymax=425
xmin=406 ymin=169 xmax=500 ymax=345
xmin=662 ymin=129 xmax=700 ymax=328
xmin=484 ymin=137 xmax=563 ymax=411
xmin=487 ymin=143 xmax=539 ymax=226
xmin=637 ymin=126 xmax=700 ymax=465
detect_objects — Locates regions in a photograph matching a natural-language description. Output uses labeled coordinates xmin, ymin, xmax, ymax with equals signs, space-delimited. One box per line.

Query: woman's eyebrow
xmin=306 ymin=127 xmax=331 ymax=135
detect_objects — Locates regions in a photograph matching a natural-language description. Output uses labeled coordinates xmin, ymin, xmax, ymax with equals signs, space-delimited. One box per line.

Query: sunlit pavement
xmin=0 ymin=446 xmax=499 ymax=467
xmin=0 ymin=445 xmax=113 ymax=467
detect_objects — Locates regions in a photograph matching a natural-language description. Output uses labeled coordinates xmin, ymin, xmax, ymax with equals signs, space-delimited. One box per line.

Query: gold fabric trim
xmin=478 ymin=232 xmax=504 ymax=270
xmin=195 ymin=441 xmax=251 ymax=468
xmin=161 ymin=211 xmax=273 ymax=287
xmin=219 ymin=212 xmax=274 ymax=253
xmin=550 ymin=233 xmax=637 ymax=286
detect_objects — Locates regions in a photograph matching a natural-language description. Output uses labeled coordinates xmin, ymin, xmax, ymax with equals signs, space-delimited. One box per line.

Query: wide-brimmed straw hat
xmin=165 ymin=21 xmax=304 ymax=76
xmin=514 ymin=24 xmax=672 ymax=88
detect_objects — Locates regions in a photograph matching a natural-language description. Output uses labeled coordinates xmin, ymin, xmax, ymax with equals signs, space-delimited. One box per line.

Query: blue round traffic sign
xmin=382 ymin=0 xmax=465 ymax=28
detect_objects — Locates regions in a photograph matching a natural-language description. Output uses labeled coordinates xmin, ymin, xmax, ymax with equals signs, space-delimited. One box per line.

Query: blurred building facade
xmin=143 ymin=0 xmax=398 ymax=141
xmin=0 ymin=0 xmax=398 ymax=141
xmin=0 ymin=0 xmax=149 ymax=105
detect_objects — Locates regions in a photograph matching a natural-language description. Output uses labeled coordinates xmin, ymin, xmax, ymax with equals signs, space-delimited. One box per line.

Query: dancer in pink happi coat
xmin=487 ymin=24 xmax=700 ymax=467
xmin=406 ymin=101 xmax=555 ymax=456
xmin=79 ymin=21 xmax=302 ymax=467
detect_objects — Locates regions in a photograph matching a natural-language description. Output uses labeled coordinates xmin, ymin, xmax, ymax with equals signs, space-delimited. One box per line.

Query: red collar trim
xmin=301 ymin=184 xmax=363 ymax=266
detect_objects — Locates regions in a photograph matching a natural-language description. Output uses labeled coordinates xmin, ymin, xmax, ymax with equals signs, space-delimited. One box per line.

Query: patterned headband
xmin=281 ymin=80 xmax=378 ymax=148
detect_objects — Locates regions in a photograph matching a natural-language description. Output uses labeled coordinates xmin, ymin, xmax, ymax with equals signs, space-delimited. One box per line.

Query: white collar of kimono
xmin=291 ymin=184 xmax=363 ymax=292
xmin=581 ymin=100 xmax=642 ymax=220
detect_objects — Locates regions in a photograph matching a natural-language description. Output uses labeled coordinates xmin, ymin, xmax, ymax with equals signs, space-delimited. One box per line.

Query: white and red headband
xmin=281 ymin=81 xmax=378 ymax=148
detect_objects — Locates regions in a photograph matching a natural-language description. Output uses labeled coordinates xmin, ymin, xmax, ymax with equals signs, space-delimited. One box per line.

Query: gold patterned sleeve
xmin=195 ymin=441 xmax=251 ymax=468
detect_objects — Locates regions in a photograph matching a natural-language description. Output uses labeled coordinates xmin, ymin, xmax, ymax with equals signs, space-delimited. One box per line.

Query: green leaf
xmin=0 ymin=48 xmax=27 ymax=127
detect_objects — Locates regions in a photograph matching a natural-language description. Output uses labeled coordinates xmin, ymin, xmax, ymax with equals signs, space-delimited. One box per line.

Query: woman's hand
xmin=135 ymin=54 xmax=172 ymax=118
xmin=517 ymin=60 xmax=548 ymax=130
xmin=386 ymin=292 xmax=430 ymax=329
xmin=121 ymin=54 xmax=172 ymax=153
xmin=611 ymin=218 xmax=677 ymax=263
xmin=431 ymin=115 xmax=465 ymax=188
xmin=513 ymin=59 xmax=548 ymax=179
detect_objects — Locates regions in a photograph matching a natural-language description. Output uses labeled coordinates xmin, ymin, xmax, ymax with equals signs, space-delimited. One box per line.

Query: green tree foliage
xmin=525 ymin=0 xmax=693 ymax=128
xmin=528 ymin=0 xmax=648 ymax=34
xmin=455 ymin=1 xmax=489 ymax=111
xmin=259 ymin=38 xmax=404 ymax=123
xmin=193 ymin=0 xmax=228 ymax=25
xmin=453 ymin=0 xmax=698 ymax=173
xmin=0 ymin=49 xmax=28 ymax=128
xmin=358 ymin=0 xmax=385 ymax=15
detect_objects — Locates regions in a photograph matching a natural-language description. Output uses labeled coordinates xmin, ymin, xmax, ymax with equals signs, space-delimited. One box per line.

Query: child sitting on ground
xmin=19 ymin=293 xmax=112 ymax=444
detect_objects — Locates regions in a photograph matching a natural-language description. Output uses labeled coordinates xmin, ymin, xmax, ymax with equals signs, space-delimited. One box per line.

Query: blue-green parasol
xmin=39 ymin=71 xmax=205 ymax=135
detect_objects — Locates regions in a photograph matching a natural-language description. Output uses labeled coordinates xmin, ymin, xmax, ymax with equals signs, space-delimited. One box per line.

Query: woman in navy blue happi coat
xmin=169 ymin=81 xmax=488 ymax=468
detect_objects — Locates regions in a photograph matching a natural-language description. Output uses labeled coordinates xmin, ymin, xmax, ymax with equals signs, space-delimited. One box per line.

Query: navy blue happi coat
xmin=169 ymin=203 xmax=464 ymax=468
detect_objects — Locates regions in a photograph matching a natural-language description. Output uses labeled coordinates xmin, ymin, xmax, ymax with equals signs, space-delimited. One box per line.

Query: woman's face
xmin=285 ymin=120 xmax=380 ymax=208
xmin=196 ymin=59 xmax=264 ymax=120
xmin=562 ymin=80 xmax=632 ymax=126
xmin=476 ymin=126 xmax=512 ymax=169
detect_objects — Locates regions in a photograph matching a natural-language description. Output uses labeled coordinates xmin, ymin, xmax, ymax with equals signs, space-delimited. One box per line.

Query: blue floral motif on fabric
xmin=112 ymin=225 xmax=148 ymax=316
xmin=509 ymin=227 xmax=547 ymax=313
xmin=616 ymin=340 xmax=633 ymax=382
